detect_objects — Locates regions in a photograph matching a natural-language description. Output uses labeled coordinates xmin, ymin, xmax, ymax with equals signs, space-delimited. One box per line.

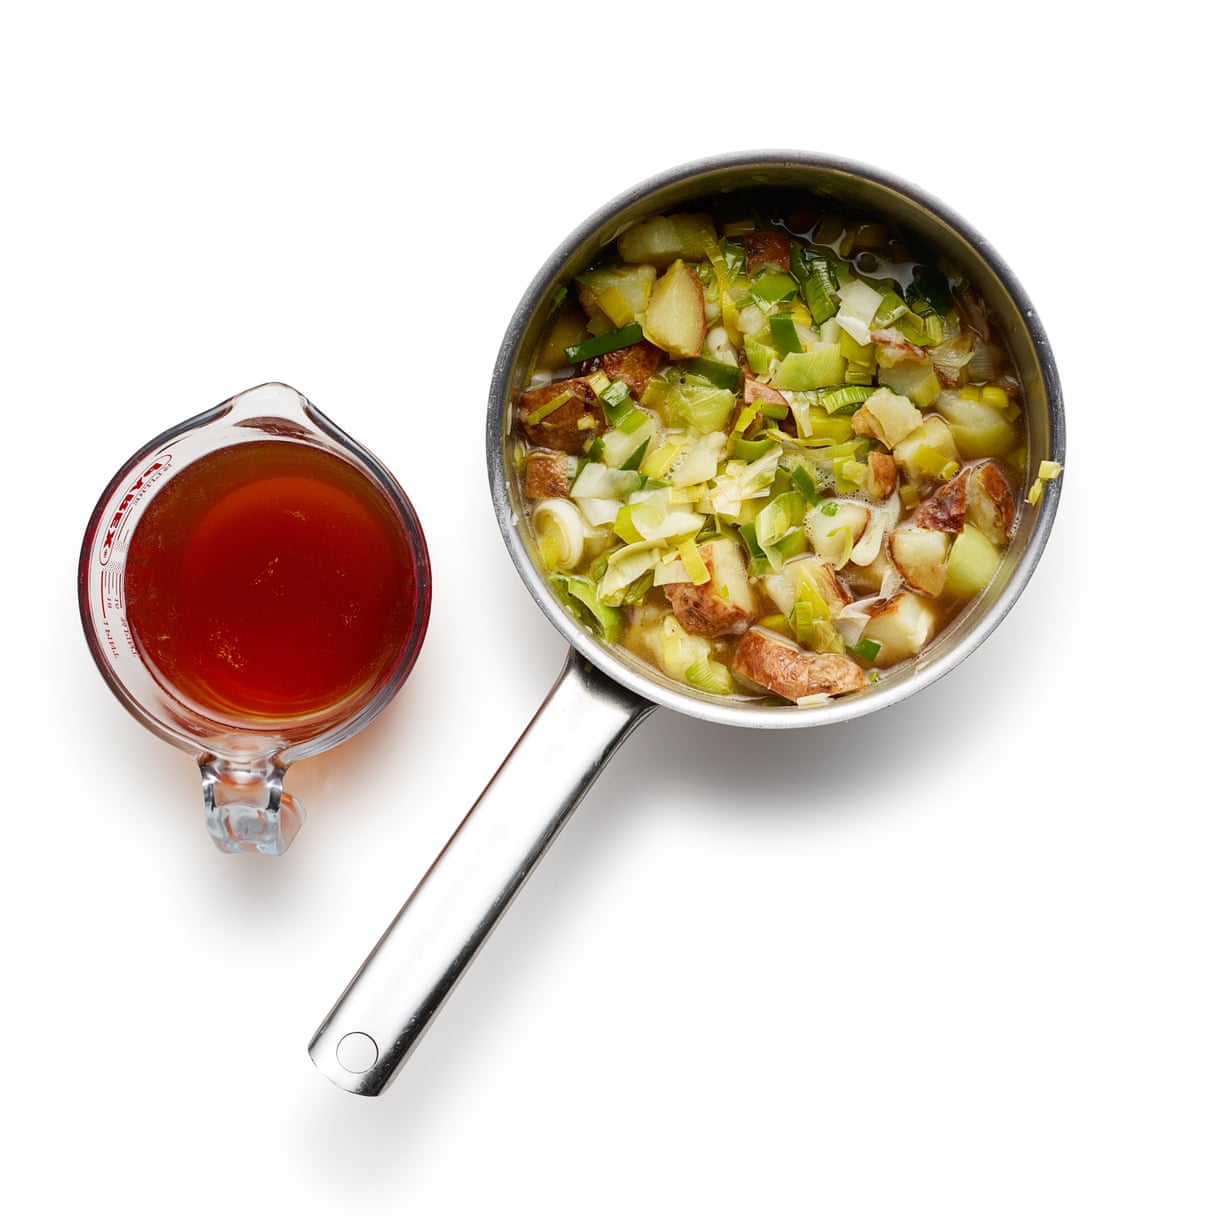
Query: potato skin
xmin=912 ymin=460 xmax=1015 ymax=542
xmin=518 ymin=379 xmax=602 ymax=455
xmin=524 ymin=449 xmax=571 ymax=499
xmin=866 ymin=451 xmax=897 ymax=500
xmin=732 ymin=629 xmax=867 ymax=702
xmin=664 ymin=542 xmax=755 ymax=637
xmin=743 ymin=230 xmax=791 ymax=273
xmin=581 ymin=340 xmax=663 ymax=397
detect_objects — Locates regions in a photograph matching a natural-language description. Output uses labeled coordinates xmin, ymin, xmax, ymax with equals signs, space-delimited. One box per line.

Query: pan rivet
xmin=335 ymin=1031 xmax=379 ymax=1074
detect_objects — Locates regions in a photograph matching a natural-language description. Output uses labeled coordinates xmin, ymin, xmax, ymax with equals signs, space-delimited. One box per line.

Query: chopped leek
xmin=662 ymin=381 xmax=736 ymax=434
xmin=619 ymin=439 xmax=649 ymax=471
xmin=641 ymin=440 xmax=684 ymax=480
xmin=743 ymin=330 xmax=777 ymax=374
xmin=1026 ymin=459 xmax=1063 ymax=505
xmin=769 ymin=312 xmax=803 ymax=356
xmin=533 ymin=499 xmax=585 ymax=571
xmin=750 ymin=270 xmax=799 ymax=306
xmin=524 ymin=388 xmax=575 ymax=426
xmin=784 ymin=458 xmax=822 ymax=505
xmin=563 ymin=322 xmax=645 ymax=364
xmin=945 ymin=524 xmax=1000 ymax=599
xmin=557 ymin=576 xmax=621 ymax=642
xmin=597 ymin=541 xmax=660 ymax=604
xmin=817 ymin=384 xmax=874 ymax=415
xmin=734 ymin=437 xmax=775 ymax=462
xmin=851 ymin=637 xmax=882 ymax=662
xmin=678 ymin=536 xmax=710 ymax=584
xmin=684 ymin=657 xmax=734 ymax=696
xmin=682 ymin=356 xmax=742 ymax=390
xmin=772 ymin=345 xmax=846 ymax=391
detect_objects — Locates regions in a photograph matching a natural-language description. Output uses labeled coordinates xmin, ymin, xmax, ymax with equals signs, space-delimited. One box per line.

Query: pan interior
xmin=488 ymin=151 xmax=1063 ymax=729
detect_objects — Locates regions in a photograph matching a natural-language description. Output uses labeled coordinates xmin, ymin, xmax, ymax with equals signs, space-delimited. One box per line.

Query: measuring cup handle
xmin=308 ymin=648 xmax=655 ymax=1095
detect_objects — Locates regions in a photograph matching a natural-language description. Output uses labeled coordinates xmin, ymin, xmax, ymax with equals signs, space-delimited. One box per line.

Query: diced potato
xmin=893 ymin=416 xmax=960 ymax=484
xmin=863 ymin=591 xmax=938 ymax=665
xmin=664 ymin=537 xmax=756 ymax=637
xmin=524 ymin=448 xmax=572 ymax=500
xmin=852 ymin=387 xmax=923 ymax=449
xmin=644 ymin=259 xmax=707 ymax=359
xmin=805 ymin=502 xmax=871 ymax=569
xmin=518 ymin=379 xmax=603 ymax=455
xmin=888 ymin=526 xmax=951 ymax=596
xmin=732 ymin=627 xmax=867 ymax=702
xmin=578 ymin=264 xmax=657 ymax=324
xmin=866 ymin=451 xmax=898 ymax=500
xmin=963 ymin=460 xmax=1017 ymax=545
xmin=594 ymin=340 xmax=663 ymax=397
xmin=878 ymin=357 xmax=941 ymax=408
xmin=911 ymin=460 xmax=1015 ymax=544
xmin=743 ymin=230 xmax=791 ymax=272
xmin=840 ymin=547 xmax=894 ymax=594
xmin=617 ymin=213 xmax=718 ymax=266
xmin=936 ymin=391 xmax=1018 ymax=459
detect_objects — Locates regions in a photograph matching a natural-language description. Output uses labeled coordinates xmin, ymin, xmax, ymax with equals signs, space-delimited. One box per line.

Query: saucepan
xmin=309 ymin=150 xmax=1065 ymax=1094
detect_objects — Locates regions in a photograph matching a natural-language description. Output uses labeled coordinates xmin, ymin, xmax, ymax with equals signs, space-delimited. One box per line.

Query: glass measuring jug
xmin=78 ymin=382 xmax=431 ymax=854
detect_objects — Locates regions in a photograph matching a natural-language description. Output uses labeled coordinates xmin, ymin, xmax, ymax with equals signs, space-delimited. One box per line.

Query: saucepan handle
xmin=308 ymin=648 xmax=655 ymax=1096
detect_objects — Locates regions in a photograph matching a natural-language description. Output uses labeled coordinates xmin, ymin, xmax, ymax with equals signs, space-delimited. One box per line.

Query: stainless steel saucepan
xmin=309 ymin=150 xmax=1065 ymax=1095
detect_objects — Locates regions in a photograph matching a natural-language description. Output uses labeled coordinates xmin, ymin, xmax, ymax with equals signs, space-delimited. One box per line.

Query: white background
xmin=3 ymin=3 xmax=1220 ymax=1221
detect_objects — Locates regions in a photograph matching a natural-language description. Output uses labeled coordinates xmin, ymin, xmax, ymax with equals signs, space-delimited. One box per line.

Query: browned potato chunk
xmin=518 ymin=379 xmax=602 ymax=455
xmin=912 ymin=460 xmax=1015 ymax=544
xmin=664 ymin=538 xmax=756 ymax=637
xmin=911 ymin=468 xmax=968 ymax=534
xmin=866 ymin=451 xmax=897 ymax=500
xmin=524 ymin=449 xmax=572 ymax=500
xmin=743 ymin=230 xmax=791 ymax=273
xmin=582 ymin=339 xmax=664 ymax=398
xmin=964 ymin=460 xmax=1016 ymax=546
xmin=732 ymin=628 xmax=867 ymax=702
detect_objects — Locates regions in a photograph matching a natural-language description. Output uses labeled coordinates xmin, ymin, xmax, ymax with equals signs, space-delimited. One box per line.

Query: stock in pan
xmin=309 ymin=150 xmax=1065 ymax=1096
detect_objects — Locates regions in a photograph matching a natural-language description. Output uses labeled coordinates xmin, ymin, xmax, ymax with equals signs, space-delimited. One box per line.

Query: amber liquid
xmin=124 ymin=440 xmax=421 ymax=728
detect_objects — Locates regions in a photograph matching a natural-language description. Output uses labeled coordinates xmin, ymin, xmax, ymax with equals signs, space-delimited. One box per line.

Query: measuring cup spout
xmin=200 ymin=755 xmax=305 ymax=855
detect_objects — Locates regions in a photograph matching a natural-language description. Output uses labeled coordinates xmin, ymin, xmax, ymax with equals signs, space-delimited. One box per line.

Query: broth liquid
xmin=124 ymin=440 xmax=419 ymax=726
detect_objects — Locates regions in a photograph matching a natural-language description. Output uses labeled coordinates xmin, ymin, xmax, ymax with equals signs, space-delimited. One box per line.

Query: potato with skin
xmin=743 ymin=230 xmax=791 ymax=272
xmin=732 ymin=628 xmax=867 ymax=701
xmin=863 ymin=591 xmax=938 ymax=665
xmin=664 ymin=537 xmax=756 ymax=637
xmin=866 ymin=451 xmax=898 ymax=500
xmin=852 ymin=387 xmax=923 ymax=449
xmin=643 ymin=259 xmax=707 ymax=359
xmin=912 ymin=460 xmax=1015 ymax=544
xmin=524 ymin=449 xmax=572 ymax=500
xmin=889 ymin=526 xmax=951 ymax=596
xmin=616 ymin=213 xmax=717 ymax=266
xmin=583 ymin=340 xmax=663 ymax=397
xmin=964 ymin=460 xmax=1016 ymax=546
xmin=518 ymin=379 xmax=603 ymax=455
